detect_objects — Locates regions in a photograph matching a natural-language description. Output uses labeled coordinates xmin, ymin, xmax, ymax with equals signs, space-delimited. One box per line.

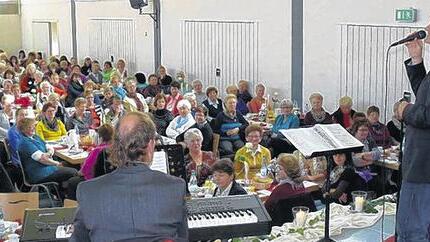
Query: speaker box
xmin=129 ymin=0 xmax=148 ymax=9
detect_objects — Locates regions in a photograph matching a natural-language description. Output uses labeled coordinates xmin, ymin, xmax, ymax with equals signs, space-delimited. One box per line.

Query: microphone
xmin=390 ymin=30 xmax=427 ymax=47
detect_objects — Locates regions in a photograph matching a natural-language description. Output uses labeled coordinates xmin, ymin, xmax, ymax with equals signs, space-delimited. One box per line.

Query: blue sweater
xmin=7 ymin=125 xmax=23 ymax=167
xmin=272 ymin=114 xmax=300 ymax=134
xmin=213 ymin=112 xmax=248 ymax=141
xmin=19 ymin=135 xmax=57 ymax=183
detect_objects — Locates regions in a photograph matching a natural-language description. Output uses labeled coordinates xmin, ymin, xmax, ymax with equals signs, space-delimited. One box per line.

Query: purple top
xmin=80 ymin=143 xmax=110 ymax=180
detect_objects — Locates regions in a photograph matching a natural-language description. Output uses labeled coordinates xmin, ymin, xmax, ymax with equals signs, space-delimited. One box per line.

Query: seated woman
xmin=183 ymin=92 xmax=198 ymax=116
xmin=66 ymin=97 xmax=94 ymax=135
xmin=350 ymin=120 xmax=381 ymax=188
xmin=152 ymin=93 xmax=174 ymax=136
xmin=35 ymin=81 xmax=53 ymax=111
xmin=83 ymin=90 xmax=101 ymax=128
xmin=110 ymin=73 xmax=127 ymax=100
xmin=303 ymin=156 xmax=327 ymax=186
xmin=104 ymin=96 xmax=126 ymax=127
xmin=331 ymin=96 xmax=356 ymax=129
xmin=237 ymin=79 xmax=253 ymax=104
xmin=142 ymin=74 xmax=162 ymax=98
xmin=247 ymin=83 xmax=266 ymax=113
xmin=0 ymin=95 xmax=14 ymax=139
xmin=184 ymin=128 xmax=216 ymax=187
xmin=158 ymin=65 xmax=173 ymax=94
xmin=326 ymin=153 xmax=366 ymax=204
xmin=387 ymin=101 xmax=403 ymax=143
xmin=80 ymin=124 xmax=114 ymax=181
xmin=226 ymin=84 xmax=248 ymax=115
xmin=35 ymin=102 xmax=67 ymax=141
xmin=18 ymin=117 xmax=77 ymax=185
xmin=101 ymin=86 xmax=114 ymax=110
xmin=66 ymin=73 xmax=84 ymax=107
xmin=123 ymin=78 xmax=149 ymax=113
xmin=367 ymin=105 xmax=397 ymax=148
xmin=12 ymin=83 xmax=32 ymax=108
xmin=234 ymin=124 xmax=271 ymax=181
xmin=304 ymin=92 xmax=332 ymax=126
xmin=213 ymin=94 xmax=249 ymax=158
xmin=165 ymin=81 xmax=183 ymax=116
xmin=135 ymin=72 xmax=147 ymax=93
xmin=49 ymin=73 xmax=67 ymax=101
xmin=165 ymin=99 xmax=195 ymax=139
xmin=265 ymin=154 xmax=316 ymax=226
xmin=202 ymin=86 xmax=223 ymax=121
xmin=270 ymin=99 xmax=300 ymax=157
xmin=48 ymin=93 xmax=66 ymax=123
xmin=212 ymin=158 xmax=247 ymax=197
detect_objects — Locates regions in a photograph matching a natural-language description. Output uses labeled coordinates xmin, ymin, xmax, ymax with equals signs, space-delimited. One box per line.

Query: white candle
xmin=295 ymin=210 xmax=307 ymax=227
xmin=355 ymin=196 xmax=365 ymax=212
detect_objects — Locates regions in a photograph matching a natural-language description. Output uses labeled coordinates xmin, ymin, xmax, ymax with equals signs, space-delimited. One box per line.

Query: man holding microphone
xmin=397 ymin=24 xmax=430 ymax=242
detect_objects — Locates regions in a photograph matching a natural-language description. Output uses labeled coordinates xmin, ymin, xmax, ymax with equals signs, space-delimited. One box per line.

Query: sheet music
xmin=280 ymin=124 xmax=363 ymax=158
xmin=280 ymin=128 xmax=331 ymax=157
xmin=303 ymin=180 xmax=319 ymax=189
xmin=316 ymin=124 xmax=363 ymax=148
xmin=150 ymin=151 xmax=168 ymax=174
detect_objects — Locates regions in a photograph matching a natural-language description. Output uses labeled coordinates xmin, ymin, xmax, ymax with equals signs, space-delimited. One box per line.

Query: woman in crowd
xmin=18 ymin=50 xmax=26 ymax=65
xmin=151 ymin=93 xmax=174 ymax=136
xmin=184 ymin=128 xmax=216 ymax=186
xmin=166 ymin=99 xmax=195 ymax=139
xmin=202 ymin=86 xmax=223 ymax=121
xmin=19 ymin=63 xmax=40 ymax=94
xmin=123 ymin=78 xmax=149 ymax=112
xmin=48 ymin=93 xmax=66 ymax=123
xmin=3 ymin=69 xmax=18 ymax=84
xmin=102 ymin=61 xmax=115 ymax=82
xmin=226 ymin=84 xmax=249 ymax=115
xmin=80 ymin=124 xmax=114 ymax=181
xmin=367 ymin=105 xmax=397 ymax=148
xmin=248 ymin=83 xmax=267 ymax=113
xmin=66 ymin=97 xmax=94 ymax=135
xmin=12 ymin=84 xmax=32 ymax=108
xmin=165 ymin=80 xmax=183 ymax=116
xmin=326 ymin=153 xmax=366 ymax=204
xmin=83 ymin=90 xmax=101 ymax=128
xmin=87 ymin=60 xmax=103 ymax=85
xmin=110 ymin=73 xmax=127 ymax=100
xmin=234 ymin=124 xmax=271 ymax=181
xmin=83 ymin=80 xmax=101 ymax=105
xmin=0 ymin=95 xmax=14 ymax=139
xmin=183 ymin=92 xmax=198 ymax=116
xmin=192 ymin=79 xmax=206 ymax=105
xmin=213 ymin=94 xmax=249 ymax=158
xmin=18 ymin=117 xmax=77 ymax=187
xmin=66 ymin=73 xmax=84 ymax=107
xmin=0 ymin=79 xmax=13 ymax=100
xmin=49 ymin=73 xmax=67 ymax=101
xmin=135 ymin=72 xmax=147 ymax=92
xmin=158 ymin=65 xmax=173 ymax=94
xmin=38 ymin=59 xmax=49 ymax=74
xmin=350 ymin=120 xmax=381 ymax=189
xmin=101 ymin=86 xmax=114 ymax=110
xmin=35 ymin=102 xmax=67 ymax=141
xmin=304 ymin=92 xmax=332 ymax=125
xmin=237 ymin=80 xmax=253 ymax=104
xmin=36 ymin=81 xmax=53 ymax=110
xmin=142 ymin=74 xmax=162 ymax=98
xmin=265 ymin=154 xmax=315 ymax=225
xmin=68 ymin=64 xmax=87 ymax=84
xmin=116 ymin=58 xmax=128 ymax=81
xmin=387 ymin=101 xmax=403 ymax=143
xmin=270 ymin=99 xmax=300 ymax=157
xmin=80 ymin=57 xmax=92 ymax=76
xmin=212 ymin=158 xmax=247 ymax=197
xmin=332 ymin=96 xmax=356 ymax=129
xmin=104 ymin=96 xmax=126 ymax=127
xmin=59 ymin=60 xmax=71 ymax=77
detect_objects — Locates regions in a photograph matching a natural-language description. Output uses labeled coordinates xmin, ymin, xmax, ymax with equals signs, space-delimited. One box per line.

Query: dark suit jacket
xmin=70 ymin=163 xmax=188 ymax=242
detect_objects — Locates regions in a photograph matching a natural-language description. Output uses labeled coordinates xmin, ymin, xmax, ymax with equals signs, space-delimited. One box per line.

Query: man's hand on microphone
xmin=405 ymin=38 xmax=423 ymax=65
xmin=397 ymin=101 xmax=410 ymax=121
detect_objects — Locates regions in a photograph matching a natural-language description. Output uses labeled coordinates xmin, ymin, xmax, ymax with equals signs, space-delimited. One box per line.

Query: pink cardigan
xmin=80 ymin=143 xmax=110 ymax=180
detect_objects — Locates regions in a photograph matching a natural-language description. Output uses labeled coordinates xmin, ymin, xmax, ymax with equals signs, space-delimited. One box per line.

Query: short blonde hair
xmin=309 ymin=92 xmax=323 ymax=102
xmin=224 ymin=94 xmax=237 ymax=103
xmin=17 ymin=118 xmax=36 ymax=133
xmin=74 ymin=97 xmax=86 ymax=107
xmin=226 ymin=85 xmax=238 ymax=94
xmin=339 ymin=96 xmax=352 ymax=106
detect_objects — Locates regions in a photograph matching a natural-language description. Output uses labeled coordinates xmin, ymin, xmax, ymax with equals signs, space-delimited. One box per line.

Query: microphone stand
xmin=394 ymin=120 xmax=404 ymax=242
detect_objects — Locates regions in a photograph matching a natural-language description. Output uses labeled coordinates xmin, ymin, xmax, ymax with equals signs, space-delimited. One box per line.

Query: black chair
xmin=268 ymin=193 xmax=317 ymax=227
xmin=0 ymin=162 xmax=16 ymax=192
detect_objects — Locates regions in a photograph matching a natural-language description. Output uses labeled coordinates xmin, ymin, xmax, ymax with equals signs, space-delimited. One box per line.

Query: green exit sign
xmin=396 ymin=8 xmax=417 ymax=23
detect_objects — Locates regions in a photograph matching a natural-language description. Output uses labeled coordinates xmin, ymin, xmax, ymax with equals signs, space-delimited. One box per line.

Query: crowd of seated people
xmin=0 ymin=49 xmax=401 ymax=210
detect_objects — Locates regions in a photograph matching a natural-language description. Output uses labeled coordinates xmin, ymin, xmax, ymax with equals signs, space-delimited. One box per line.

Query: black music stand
xmin=155 ymin=144 xmax=187 ymax=182
xmin=310 ymin=147 xmax=364 ymax=242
